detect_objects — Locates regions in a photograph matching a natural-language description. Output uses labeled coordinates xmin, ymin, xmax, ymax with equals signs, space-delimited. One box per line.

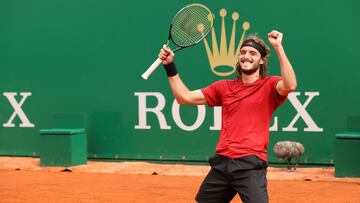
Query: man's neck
xmin=241 ymin=73 xmax=260 ymax=83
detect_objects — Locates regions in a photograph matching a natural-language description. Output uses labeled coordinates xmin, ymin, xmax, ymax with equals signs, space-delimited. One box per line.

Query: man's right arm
xmin=167 ymin=75 xmax=207 ymax=105
xmin=159 ymin=45 xmax=207 ymax=105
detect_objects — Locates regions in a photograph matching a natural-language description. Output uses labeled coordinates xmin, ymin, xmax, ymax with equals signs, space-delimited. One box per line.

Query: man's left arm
xmin=268 ymin=30 xmax=297 ymax=96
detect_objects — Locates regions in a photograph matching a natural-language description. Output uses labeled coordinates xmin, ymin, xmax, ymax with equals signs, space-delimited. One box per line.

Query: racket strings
xmin=172 ymin=10 xmax=209 ymax=44
xmin=171 ymin=5 xmax=213 ymax=47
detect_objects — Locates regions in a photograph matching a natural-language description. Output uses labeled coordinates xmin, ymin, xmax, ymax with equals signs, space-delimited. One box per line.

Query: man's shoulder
xmin=264 ymin=76 xmax=282 ymax=84
xmin=266 ymin=75 xmax=282 ymax=80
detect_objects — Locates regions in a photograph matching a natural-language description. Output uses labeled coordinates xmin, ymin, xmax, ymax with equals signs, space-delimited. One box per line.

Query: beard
xmin=239 ymin=58 xmax=261 ymax=75
xmin=240 ymin=65 xmax=260 ymax=75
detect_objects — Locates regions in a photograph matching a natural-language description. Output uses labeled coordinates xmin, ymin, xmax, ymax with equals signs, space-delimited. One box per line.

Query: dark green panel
xmin=40 ymin=129 xmax=87 ymax=167
xmin=1 ymin=0 xmax=360 ymax=164
xmin=335 ymin=132 xmax=360 ymax=177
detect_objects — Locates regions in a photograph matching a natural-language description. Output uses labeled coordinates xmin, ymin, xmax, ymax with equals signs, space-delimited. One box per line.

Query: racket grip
xmin=141 ymin=58 xmax=163 ymax=80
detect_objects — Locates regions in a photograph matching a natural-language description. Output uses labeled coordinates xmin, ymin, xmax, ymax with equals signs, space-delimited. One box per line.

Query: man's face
xmin=238 ymin=46 xmax=264 ymax=75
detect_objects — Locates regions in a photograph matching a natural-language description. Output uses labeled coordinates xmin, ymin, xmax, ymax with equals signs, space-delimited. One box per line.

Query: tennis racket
xmin=141 ymin=3 xmax=214 ymax=80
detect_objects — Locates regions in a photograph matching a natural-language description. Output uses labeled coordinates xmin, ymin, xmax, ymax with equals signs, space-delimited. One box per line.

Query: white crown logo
xmin=203 ymin=9 xmax=250 ymax=76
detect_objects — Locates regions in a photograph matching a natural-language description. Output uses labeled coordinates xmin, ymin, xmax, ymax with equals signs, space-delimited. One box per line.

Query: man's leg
xmin=195 ymin=168 xmax=237 ymax=203
xmin=195 ymin=155 xmax=237 ymax=203
xmin=229 ymin=156 xmax=269 ymax=203
xmin=232 ymin=168 xmax=268 ymax=203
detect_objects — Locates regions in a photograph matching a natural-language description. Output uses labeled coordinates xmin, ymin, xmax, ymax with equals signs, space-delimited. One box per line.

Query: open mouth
xmin=241 ymin=61 xmax=253 ymax=67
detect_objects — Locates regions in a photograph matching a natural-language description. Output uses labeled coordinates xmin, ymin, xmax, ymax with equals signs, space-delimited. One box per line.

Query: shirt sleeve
xmin=201 ymin=80 xmax=225 ymax=107
xmin=270 ymin=76 xmax=287 ymax=107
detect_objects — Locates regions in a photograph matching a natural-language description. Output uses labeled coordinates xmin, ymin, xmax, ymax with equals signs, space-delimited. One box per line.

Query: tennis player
xmin=158 ymin=30 xmax=297 ymax=203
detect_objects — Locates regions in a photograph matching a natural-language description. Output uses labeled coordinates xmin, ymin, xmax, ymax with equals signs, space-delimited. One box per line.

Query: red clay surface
xmin=1 ymin=157 xmax=360 ymax=203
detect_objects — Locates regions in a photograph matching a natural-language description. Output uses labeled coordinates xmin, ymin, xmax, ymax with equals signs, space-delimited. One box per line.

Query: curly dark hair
xmin=236 ymin=34 xmax=271 ymax=78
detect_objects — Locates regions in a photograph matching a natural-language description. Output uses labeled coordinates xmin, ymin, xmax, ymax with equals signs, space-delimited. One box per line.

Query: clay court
xmin=1 ymin=1 xmax=360 ymax=203
xmin=1 ymin=157 xmax=360 ymax=203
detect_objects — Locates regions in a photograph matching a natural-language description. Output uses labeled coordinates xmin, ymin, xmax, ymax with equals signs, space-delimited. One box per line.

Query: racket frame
xmin=141 ymin=3 xmax=214 ymax=80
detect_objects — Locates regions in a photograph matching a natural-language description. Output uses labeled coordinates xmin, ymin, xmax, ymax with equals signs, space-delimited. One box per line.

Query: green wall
xmin=0 ymin=0 xmax=359 ymax=164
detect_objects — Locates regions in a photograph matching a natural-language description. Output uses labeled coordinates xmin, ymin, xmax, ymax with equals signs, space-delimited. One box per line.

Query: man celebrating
xmin=158 ymin=30 xmax=297 ymax=203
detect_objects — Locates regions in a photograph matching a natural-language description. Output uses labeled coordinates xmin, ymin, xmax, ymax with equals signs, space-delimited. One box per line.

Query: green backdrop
xmin=0 ymin=0 xmax=359 ymax=164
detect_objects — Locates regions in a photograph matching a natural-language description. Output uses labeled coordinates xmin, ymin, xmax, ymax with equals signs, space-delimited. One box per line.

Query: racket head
xmin=169 ymin=3 xmax=214 ymax=51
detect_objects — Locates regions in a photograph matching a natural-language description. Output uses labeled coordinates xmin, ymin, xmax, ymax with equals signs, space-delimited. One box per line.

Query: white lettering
xmin=134 ymin=91 xmax=323 ymax=132
xmin=210 ymin=107 xmax=222 ymax=130
xmin=3 ymin=92 xmax=35 ymax=128
xmin=270 ymin=116 xmax=278 ymax=131
xmin=283 ymin=92 xmax=323 ymax=132
xmin=172 ymin=100 xmax=205 ymax=131
xmin=134 ymin=92 xmax=171 ymax=130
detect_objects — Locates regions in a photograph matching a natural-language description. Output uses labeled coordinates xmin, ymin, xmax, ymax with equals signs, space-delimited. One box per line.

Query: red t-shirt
xmin=201 ymin=76 xmax=287 ymax=161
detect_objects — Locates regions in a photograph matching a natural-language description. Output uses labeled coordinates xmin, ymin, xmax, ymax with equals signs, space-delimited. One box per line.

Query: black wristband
xmin=163 ymin=62 xmax=178 ymax=77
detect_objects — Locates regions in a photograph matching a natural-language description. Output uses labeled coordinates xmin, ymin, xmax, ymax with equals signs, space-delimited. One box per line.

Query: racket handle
xmin=141 ymin=58 xmax=163 ymax=80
